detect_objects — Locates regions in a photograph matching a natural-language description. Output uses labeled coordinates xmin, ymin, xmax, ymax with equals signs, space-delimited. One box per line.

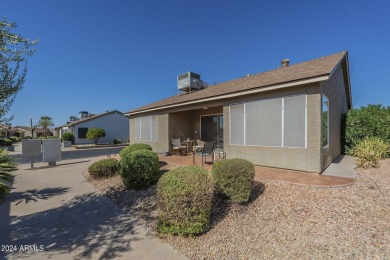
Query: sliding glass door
xmin=201 ymin=114 xmax=223 ymax=148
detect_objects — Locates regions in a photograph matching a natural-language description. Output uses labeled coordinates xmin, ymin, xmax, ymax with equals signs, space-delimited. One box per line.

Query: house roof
xmin=56 ymin=110 xmax=125 ymax=129
xmin=127 ymin=51 xmax=351 ymax=115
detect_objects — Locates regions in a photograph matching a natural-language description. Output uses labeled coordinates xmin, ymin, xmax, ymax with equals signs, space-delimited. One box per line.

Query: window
xmin=321 ymin=95 xmax=329 ymax=147
xmin=230 ymin=95 xmax=307 ymax=148
xmin=230 ymin=104 xmax=244 ymax=145
xmin=246 ymin=98 xmax=282 ymax=146
xmin=135 ymin=115 xmax=157 ymax=141
xmin=284 ymin=95 xmax=306 ymax=147
xmin=78 ymin=127 xmax=88 ymax=139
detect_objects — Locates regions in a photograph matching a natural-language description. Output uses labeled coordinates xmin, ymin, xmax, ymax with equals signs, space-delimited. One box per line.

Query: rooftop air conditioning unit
xmin=177 ymin=72 xmax=205 ymax=93
xmin=79 ymin=111 xmax=88 ymax=119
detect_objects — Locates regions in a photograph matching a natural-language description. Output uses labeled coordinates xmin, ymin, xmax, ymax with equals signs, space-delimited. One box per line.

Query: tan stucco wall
xmin=169 ymin=111 xmax=194 ymax=141
xmin=223 ymin=84 xmax=322 ymax=173
xmin=320 ymin=65 xmax=349 ymax=171
xmin=129 ymin=114 xmax=169 ymax=153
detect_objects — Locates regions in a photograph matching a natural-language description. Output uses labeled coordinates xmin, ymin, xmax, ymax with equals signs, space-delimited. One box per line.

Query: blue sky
xmin=1 ymin=0 xmax=390 ymax=127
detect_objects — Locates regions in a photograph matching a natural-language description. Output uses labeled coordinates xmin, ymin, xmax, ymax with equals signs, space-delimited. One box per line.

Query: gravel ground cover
xmin=85 ymin=159 xmax=390 ymax=259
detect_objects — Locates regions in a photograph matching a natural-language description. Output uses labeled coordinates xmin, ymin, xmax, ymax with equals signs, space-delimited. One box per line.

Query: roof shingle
xmin=127 ymin=51 xmax=347 ymax=114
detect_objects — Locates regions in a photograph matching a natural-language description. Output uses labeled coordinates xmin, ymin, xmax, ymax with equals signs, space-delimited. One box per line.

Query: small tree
xmin=1 ymin=18 xmax=38 ymax=123
xmin=86 ymin=128 xmax=105 ymax=145
xmin=36 ymin=116 xmax=54 ymax=137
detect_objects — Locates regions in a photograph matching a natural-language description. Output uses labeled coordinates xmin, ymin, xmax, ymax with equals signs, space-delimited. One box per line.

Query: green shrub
xmin=351 ymin=137 xmax=390 ymax=168
xmin=0 ymin=138 xmax=13 ymax=146
xmin=62 ymin=132 xmax=75 ymax=144
xmin=212 ymin=158 xmax=255 ymax=204
xmin=88 ymin=158 xmax=118 ymax=178
xmin=345 ymin=105 xmax=390 ymax=153
xmin=113 ymin=138 xmax=121 ymax=144
xmin=119 ymin=149 xmax=160 ymax=190
xmin=157 ymin=166 xmax=213 ymax=236
xmin=119 ymin=143 xmax=152 ymax=158
xmin=9 ymin=136 xmax=21 ymax=142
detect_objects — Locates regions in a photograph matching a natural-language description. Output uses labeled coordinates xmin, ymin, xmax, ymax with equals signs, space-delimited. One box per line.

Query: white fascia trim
xmin=127 ymin=75 xmax=329 ymax=116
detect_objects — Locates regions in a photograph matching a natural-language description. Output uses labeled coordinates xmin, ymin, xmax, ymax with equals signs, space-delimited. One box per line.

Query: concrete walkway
xmin=0 ymin=157 xmax=185 ymax=260
xmin=321 ymin=154 xmax=357 ymax=179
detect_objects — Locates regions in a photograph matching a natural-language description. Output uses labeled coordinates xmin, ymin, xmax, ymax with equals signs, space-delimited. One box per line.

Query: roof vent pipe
xmin=281 ymin=59 xmax=290 ymax=67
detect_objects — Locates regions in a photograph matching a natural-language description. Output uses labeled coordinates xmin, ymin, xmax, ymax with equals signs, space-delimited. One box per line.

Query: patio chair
xmin=171 ymin=138 xmax=187 ymax=155
xmin=192 ymin=139 xmax=205 ymax=152
xmin=193 ymin=141 xmax=214 ymax=166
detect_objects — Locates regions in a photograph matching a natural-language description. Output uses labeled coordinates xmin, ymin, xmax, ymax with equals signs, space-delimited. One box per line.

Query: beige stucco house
xmin=125 ymin=51 xmax=352 ymax=173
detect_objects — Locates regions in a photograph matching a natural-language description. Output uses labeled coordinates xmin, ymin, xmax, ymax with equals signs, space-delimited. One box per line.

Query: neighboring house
xmin=125 ymin=51 xmax=352 ymax=173
xmin=13 ymin=126 xmax=46 ymax=138
xmin=0 ymin=125 xmax=16 ymax=138
xmin=55 ymin=110 xmax=129 ymax=144
xmin=0 ymin=125 xmax=45 ymax=138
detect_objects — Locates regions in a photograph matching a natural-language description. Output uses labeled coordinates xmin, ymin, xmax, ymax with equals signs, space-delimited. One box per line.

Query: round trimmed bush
xmin=88 ymin=158 xmax=118 ymax=178
xmin=62 ymin=132 xmax=75 ymax=144
xmin=119 ymin=149 xmax=160 ymax=190
xmin=119 ymin=143 xmax=153 ymax=158
xmin=212 ymin=158 xmax=255 ymax=204
xmin=157 ymin=166 xmax=214 ymax=236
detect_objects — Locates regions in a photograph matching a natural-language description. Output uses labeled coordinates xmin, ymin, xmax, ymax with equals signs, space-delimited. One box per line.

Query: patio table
xmin=182 ymin=140 xmax=195 ymax=152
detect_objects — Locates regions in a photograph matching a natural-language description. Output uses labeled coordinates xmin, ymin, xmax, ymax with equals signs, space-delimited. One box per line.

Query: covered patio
xmin=157 ymin=153 xmax=355 ymax=187
xmin=168 ymin=105 xmax=223 ymax=154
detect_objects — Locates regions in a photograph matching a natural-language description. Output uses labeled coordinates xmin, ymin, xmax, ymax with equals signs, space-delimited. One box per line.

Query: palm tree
xmin=36 ymin=116 xmax=54 ymax=137
xmin=0 ymin=148 xmax=16 ymax=195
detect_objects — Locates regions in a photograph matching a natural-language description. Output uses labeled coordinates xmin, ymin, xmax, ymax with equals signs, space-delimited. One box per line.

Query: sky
xmin=1 ymin=0 xmax=390 ymax=127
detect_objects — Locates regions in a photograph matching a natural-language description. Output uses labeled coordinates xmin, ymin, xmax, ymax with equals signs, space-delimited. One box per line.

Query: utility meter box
xmin=42 ymin=139 xmax=61 ymax=165
xmin=22 ymin=139 xmax=42 ymax=156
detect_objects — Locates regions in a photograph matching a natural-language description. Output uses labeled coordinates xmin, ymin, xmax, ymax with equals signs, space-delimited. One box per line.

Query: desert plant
xmin=212 ymin=158 xmax=255 ymax=204
xmin=0 ymin=148 xmax=17 ymax=195
xmin=88 ymin=158 xmax=118 ymax=178
xmin=157 ymin=166 xmax=214 ymax=236
xmin=345 ymin=105 xmax=390 ymax=153
xmin=119 ymin=149 xmax=160 ymax=190
xmin=86 ymin=128 xmax=106 ymax=145
xmin=119 ymin=143 xmax=152 ymax=158
xmin=350 ymin=137 xmax=390 ymax=168
xmin=62 ymin=132 xmax=75 ymax=144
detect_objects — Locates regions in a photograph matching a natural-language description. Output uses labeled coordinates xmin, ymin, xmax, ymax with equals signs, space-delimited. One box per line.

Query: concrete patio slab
xmin=321 ymin=154 xmax=357 ymax=179
xmin=158 ymin=153 xmax=356 ymax=187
